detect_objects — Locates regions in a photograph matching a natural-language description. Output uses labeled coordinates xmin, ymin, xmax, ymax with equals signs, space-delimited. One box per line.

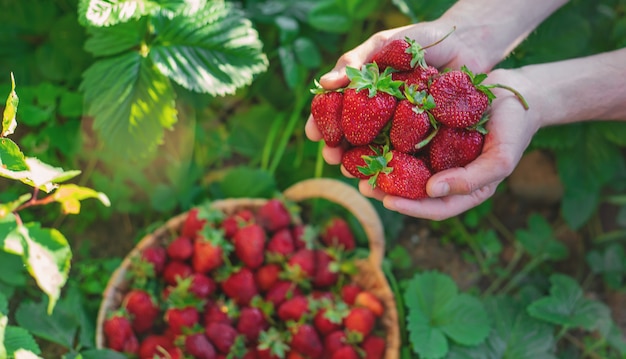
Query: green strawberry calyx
xmin=404 ymin=85 xmax=436 ymax=113
xmin=461 ymin=65 xmax=530 ymax=110
xmin=405 ymin=26 xmax=456 ymax=69
xmin=310 ymin=78 xmax=344 ymax=95
xmin=346 ymin=63 xmax=404 ymax=99
xmin=357 ymin=145 xmax=394 ymax=188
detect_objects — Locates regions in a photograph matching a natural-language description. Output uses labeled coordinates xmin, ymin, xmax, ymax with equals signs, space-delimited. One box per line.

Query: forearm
xmin=517 ymin=48 xmax=626 ymax=128
xmin=441 ymin=0 xmax=569 ymax=70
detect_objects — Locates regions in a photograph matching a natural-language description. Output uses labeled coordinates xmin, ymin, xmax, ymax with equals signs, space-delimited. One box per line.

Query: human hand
xmin=358 ymin=68 xmax=539 ymax=220
xmin=305 ymin=19 xmax=496 ymax=166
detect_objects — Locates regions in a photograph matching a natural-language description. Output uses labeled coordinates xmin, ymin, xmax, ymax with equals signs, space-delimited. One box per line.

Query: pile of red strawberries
xmin=311 ymin=35 xmax=527 ymax=199
xmin=102 ymin=199 xmax=387 ymax=359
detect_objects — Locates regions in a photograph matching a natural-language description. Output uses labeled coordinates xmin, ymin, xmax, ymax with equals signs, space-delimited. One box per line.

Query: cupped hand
xmin=305 ymin=19 xmax=497 ymax=165
xmin=365 ymin=68 xmax=540 ymax=220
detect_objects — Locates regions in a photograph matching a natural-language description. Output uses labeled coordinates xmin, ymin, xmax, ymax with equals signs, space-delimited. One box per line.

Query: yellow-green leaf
xmin=2 ymin=73 xmax=19 ymax=137
xmin=52 ymin=184 xmax=111 ymax=215
xmin=0 ymin=194 xmax=32 ymax=219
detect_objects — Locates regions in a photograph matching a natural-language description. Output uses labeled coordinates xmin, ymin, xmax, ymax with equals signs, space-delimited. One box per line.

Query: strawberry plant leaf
xmin=447 ymin=296 xmax=557 ymax=359
xmin=77 ymin=0 xmax=159 ymax=27
xmin=293 ymin=37 xmax=322 ymax=69
xmin=81 ymin=52 xmax=177 ymax=158
xmin=10 ymin=224 xmax=72 ymax=314
xmin=216 ymin=167 xmax=277 ymax=199
xmin=0 ymin=138 xmax=28 ymax=172
xmin=404 ymin=271 xmax=490 ymax=359
xmin=586 ymin=243 xmax=626 ymax=289
xmin=0 ymin=157 xmax=80 ymax=193
xmin=0 ymin=194 xmax=32 ymax=219
xmin=2 ymin=73 xmax=18 ymax=137
xmin=84 ymin=18 xmax=148 ymax=57
xmin=52 ymin=184 xmax=111 ymax=215
xmin=149 ymin=2 xmax=269 ymax=96
xmin=527 ymin=274 xmax=613 ymax=335
xmin=79 ymin=349 xmax=130 ymax=359
xmin=515 ymin=214 xmax=568 ymax=261
xmin=4 ymin=326 xmax=42 ymax=358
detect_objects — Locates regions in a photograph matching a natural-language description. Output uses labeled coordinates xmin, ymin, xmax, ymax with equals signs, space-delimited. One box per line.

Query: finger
xmin=305 ymin=114 xmax=322 ymax=141
xmin=322 ymin=145 xmax=343 ymax=165
xmin=383 ymin=184 xmax=498 ymax=221
xmin=358 ymin=180 xmax=386 ymax=201
xmin=426 ymin=148 xmax=515 ymax=198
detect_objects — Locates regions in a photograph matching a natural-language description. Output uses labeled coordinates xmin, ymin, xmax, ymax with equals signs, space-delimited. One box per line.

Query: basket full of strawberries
xmin=96 ymin=178 xmax=399 ymax=359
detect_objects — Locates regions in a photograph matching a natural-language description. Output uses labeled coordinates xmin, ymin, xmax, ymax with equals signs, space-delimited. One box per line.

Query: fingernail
xmin=431 ymin=182 xmax=450 ymax=197
xmin=320 ymin=70 xmax=339 ymax=82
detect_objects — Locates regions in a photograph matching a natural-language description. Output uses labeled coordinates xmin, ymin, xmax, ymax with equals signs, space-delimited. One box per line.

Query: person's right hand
xmin=305 ymin=19 xmax=497 ymax=166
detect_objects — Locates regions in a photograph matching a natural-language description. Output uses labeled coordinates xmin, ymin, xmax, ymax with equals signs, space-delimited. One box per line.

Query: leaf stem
xmin=497 ymin=256 xmax=543 ymax=295
xmin=450 ymin=217 xmax=490 ymax=274
xmin=268 ymin=88 xmax=308 ymax=174
xmin=486 ymin=84 xmax=530 ymax=110
xmin=483 ymin=242 xmax=523 ymax=297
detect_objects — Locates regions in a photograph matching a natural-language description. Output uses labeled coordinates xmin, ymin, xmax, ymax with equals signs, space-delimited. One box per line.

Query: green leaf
xmin=2 ymin=73 xmax=18 ymax=137
xmin=78 ymin=0 xmax=159 ymax=27
xmin=11 ymin=224 xmax=72 ymax=314
xmin=515 ymin=214 xmax=568 ymax=261
xmin=4 ymin=326 xmax=42 ymax=357
xmin=84 ymin=18 xmax=148 ymax=57
xmin=0 ymin=138 xmax=28 ymax=171
xmin=81 ymin=52 xmax=177 ymax=157
xmin=278 ymin=44 xmax=304 ymax=89
xmin=0 ymin=314 xmax=6 ymax=359
xmin=0 ymin=292 xmax=7 ymax=314
xmin=0 ymin=194 xmax=31 ymax=220
xmin=293 ymin=37 xmax=321 ymax=69
xmin=217 ymin=167 xmax=277 ymax=199
xmin=307 ymin=0 xmax=352 ymax=33
xmin=0 ymin=157 xmax=79 ymax=193
xmin=404 ymin=271 xmax=490 ymax=359
xmin=0 ymin=251 xmax=28 ymax=288
xmin=527 ymin=274 xmax=612 ymax=334
xmin=227 ymin=104 xmax=278 ymax=159
xmin=79 ymin=349 xmax=128 ymax=359
xmin=447 ymin=296 xmax=557 ymax=359
xmin=343 ymin=0 xmax=380 ymax=19
xmin=586 ymin=243 xmax=626 ymax=289
xmin=52 ymin=184 xmax=111 ymax=215
xmin=149 ymin=2 xmax=269 ymax=96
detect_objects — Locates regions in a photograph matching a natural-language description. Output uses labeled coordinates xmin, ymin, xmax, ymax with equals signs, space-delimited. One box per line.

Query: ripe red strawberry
xmin=320 ymin=217 xmax=356 ymax=251
xmin=341 ymin=145 xmax=382 ymax=179
xmin=362 ymin=335 xmax=386 ymax=359
xmin=189 ymin=273 xmax=217 ymax=299
xmin=182 ymin=207 xmax=208 ymax=238
xmin=257 ymin=199 xmax=292 ymax=232
xmin=233 ymin=223 xmax=266 ymax=269
xmin=390 ymin=87 xmax=437 ymax=154
xmin=331 ymin=346 xmax=359 ymax=359
xmin=203 ymin=301 xmax=232 ymax=325
xmin=138 ymin=335 xmax=175 ymax=359
xmin=122 ymin=289 xmax=160 ymax=334
xmin=222 ymin=209 xmax=255 ymax=238
xmin=310 ymin=82 xmax=344 ymax=147
xmin=277 ymin=295 xmax=309 ymax=322
xmin=167 ymin=235 xmax=194 ymax=261
xmin=361 ymin=147 xmax=432 ymax=199
xmin=289 ymin=324 xmax=323 ymax=359
xmin=237 ymin=307 xmax=269 ymax=342
xmin=222 ymin=267 xmax=259 ymax=306
xmin=185 ymin=333 xmax=217 ymax=359
xmin=341 ymin=283 xmax=362 ymax=305
xmin=266 ymin=228 xmax=295 ymax=258
xmin=163 ymin=260 xmax=193 ymax=286
xmin=341 ymin=63 xmax=403 ymax=146
xmin=103 ymin=312 xmax=139 ymax=354
xmin=344 ymin=307 xmax=376 ymax=336
xmin=355 ymin=291 xmax=384 ymax=317
xmin=205 ymin=322 xmax=239 ymax=354
xmin=429 ymin=66 xmax=494 ymax=128
xmin=287 ymin=248 xmax=316 ymax=281
xmin=291 ymin=224 xmax=308 ymax=250
xmin=165 ymin=306 xmax=200 ymax=335
xmin=286 ymin=351 xmax=307 ymax=359
xmin=392 ymin=65 xmax=439 ymax=91
xmin=192 ymin=228 xmax=228 ymax=274
xmin=323 ymin=330 xmax=347 ymax=355
xmin=371 ymin=37 xmax=425 ymax=71
xmin=313 ymin=250 xmax=339 ymax=288
xmin=428 ymin=126 xmax=484 ymax=172
xmin=255 ymin=264 xmax=281 ymax=292
xmin=139 ymin=246 xmax=167 ymax=275
xmin=313 ymin=306 xmax=345 ymax=336
xmin=265 ymin=280 xmax=302 ymax=307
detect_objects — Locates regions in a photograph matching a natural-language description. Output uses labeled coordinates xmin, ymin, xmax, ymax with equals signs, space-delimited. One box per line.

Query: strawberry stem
xmin=422 ymin=26 xmax=456 ymax=51
xmin=485 ymin=83 xmax=530 ymax=110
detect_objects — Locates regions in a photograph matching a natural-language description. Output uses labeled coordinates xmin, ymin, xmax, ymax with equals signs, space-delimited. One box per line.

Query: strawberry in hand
xmin=310 ymin=80 xmax=344 ymax=147
xmin=390 ymin=85 xmax=437 ymax=154
xmin=341 ymin=63 xmax=404 ymax=146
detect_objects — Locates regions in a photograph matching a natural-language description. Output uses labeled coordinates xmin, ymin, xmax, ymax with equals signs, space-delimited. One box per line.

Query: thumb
xmin=319 ymin=68 xmax=349 ymax=90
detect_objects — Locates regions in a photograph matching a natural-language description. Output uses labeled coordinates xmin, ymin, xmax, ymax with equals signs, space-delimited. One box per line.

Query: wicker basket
xmin=96 ymin=178 xmax=400 ymax=359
